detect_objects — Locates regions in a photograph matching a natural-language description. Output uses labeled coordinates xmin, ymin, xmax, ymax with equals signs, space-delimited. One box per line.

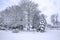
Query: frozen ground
xmin=0 ymin=30 xmax=60 ymax=40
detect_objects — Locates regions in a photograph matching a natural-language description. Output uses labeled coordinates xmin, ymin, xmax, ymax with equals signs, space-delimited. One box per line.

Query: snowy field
xmin=0 ymin=30 xmax=60 ymax=40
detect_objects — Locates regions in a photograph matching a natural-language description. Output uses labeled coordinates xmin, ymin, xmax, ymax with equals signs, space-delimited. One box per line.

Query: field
xmin=0 ymin=30 xmax=60 ymax=40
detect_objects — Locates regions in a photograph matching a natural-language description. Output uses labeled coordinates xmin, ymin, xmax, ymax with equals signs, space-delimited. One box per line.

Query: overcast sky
xmin=0 ymin=0 xmax=60 ymax=24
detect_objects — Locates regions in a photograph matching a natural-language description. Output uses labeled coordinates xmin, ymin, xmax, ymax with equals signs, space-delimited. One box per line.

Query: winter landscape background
xmin=0 ymin=0 xmax=60 ymax=24
xmin=0 ymin=0 xmax=60 ymax=40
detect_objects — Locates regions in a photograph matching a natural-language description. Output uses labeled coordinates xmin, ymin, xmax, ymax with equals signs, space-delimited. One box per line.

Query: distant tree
xmin=51 ymin=14 xmax=58 ymax=25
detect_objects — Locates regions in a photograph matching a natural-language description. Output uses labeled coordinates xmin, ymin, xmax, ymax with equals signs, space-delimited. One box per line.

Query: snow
xmin=0 ymin=30 xmax=60 ymax=40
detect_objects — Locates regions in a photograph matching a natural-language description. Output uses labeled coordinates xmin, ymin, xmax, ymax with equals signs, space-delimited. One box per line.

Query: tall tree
xmin=19 ymin=0 xmax=40 ymax=30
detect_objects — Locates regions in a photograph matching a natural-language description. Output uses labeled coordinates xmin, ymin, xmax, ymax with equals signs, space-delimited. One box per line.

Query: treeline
xmin=1 ymin=0 xmax=59 ymax=33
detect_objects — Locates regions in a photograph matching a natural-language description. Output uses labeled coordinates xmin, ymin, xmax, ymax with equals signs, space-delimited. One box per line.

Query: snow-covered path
xmin=0 ymin=30 xmax=60 ymax=40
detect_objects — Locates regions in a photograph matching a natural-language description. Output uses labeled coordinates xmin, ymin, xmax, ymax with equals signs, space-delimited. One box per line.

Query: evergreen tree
xmin=37 ymin=14 xmax=47 ymax=32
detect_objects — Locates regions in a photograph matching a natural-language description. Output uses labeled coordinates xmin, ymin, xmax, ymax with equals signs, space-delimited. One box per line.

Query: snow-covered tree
xmin=19 ymin=0 xmax=40 ymax=30
xmin=37 ymin=14 xmax=47 ymax=32
xmin=0 ymin=5 xmax=26 ymax=31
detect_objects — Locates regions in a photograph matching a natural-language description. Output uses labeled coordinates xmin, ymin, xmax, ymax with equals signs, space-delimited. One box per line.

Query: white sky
xmin=0 ymin=0 xmax=60 ymax=24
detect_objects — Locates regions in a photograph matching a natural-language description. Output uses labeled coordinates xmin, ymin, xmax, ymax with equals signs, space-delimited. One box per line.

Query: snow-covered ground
xmin=0 ymin=30 xmax=60 ymax=40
